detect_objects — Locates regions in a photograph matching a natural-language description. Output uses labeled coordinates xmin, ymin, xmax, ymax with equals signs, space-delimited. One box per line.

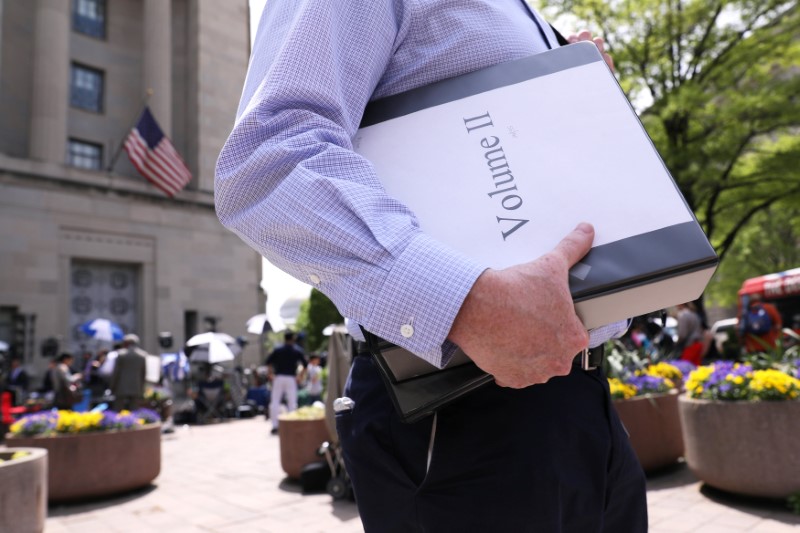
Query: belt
xmin=355 ymin=342 xmax=603 ymax=371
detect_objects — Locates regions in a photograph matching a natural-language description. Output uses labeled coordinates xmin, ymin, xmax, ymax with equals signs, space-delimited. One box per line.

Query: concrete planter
xmin=8 ymin=424 xmax=160 ymax=502
xmin=613 ymin=391 xmax=684 ymax=472
xmin=679 ymin=397 xmax=800 ymax=499
xmin=279 ymin=418 xmax=329 ymax=479
xmin=0 ymin=447 xmax=47 ymax=533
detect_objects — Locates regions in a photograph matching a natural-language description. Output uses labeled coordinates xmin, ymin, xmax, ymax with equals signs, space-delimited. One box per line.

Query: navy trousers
xmin=337 ymin=356 xmax=648 ymax=532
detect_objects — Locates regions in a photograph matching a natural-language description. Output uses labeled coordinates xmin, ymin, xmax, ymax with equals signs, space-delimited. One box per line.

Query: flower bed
xmin=608 ymin=361 xmax=687 ymax=472
xmin=7 ymin=409 xmax=161 ymax=502
xmin=679 ymin=361 xmax=800 ymax=499
xmin=9 ymin=408 xmax=161 ymax=437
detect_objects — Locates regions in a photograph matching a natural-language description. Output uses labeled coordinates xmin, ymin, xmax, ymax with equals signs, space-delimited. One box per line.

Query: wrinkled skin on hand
xmin=449 ymin=223 xmax=594 ymax=389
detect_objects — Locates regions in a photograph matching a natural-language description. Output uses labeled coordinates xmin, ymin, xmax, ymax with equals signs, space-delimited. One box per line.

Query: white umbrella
xmin=186 ymin=332 xmax=240 ymax=364
xmin=246 ymin=314 xmax=272 ymax=334
xmin=186 ymin=332 xmax=238 ymax=347
xmin=189 ymin=339 xmax=236 ymax=364
xmin=323 ymin=323 xmax=349 ymax=336
xmin=0 ymin=340 xmax=9 ymax=352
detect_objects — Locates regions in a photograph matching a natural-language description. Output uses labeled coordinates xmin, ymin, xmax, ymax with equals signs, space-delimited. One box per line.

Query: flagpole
xmin=107 ymin=89 xmax=154 ymax=173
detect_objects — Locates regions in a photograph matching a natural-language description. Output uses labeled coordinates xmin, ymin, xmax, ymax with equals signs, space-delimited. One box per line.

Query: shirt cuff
xmin=364 ymin=232 xmax=487 ymax=367
xmin=588 ymin=319 xmax=631 ymax=348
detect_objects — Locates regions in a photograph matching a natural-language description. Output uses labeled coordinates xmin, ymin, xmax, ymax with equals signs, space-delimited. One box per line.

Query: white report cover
xmin=354 ymin=42 xmax=718 ymax=329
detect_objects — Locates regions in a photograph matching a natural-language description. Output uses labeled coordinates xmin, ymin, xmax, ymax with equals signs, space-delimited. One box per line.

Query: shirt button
xmin=308 ymin=274 xmax=321 ymax=285
xmin=400 ymin=324 xmax=414 ymax=338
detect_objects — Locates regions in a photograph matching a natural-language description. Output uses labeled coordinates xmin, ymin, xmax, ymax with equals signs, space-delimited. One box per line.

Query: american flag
xmin=124 ymin=107 xmax=192 ymax=197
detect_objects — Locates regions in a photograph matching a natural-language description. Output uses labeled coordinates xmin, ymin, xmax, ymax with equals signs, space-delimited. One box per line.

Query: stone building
xmin=0 ymin=0 xmax=263 ymax=381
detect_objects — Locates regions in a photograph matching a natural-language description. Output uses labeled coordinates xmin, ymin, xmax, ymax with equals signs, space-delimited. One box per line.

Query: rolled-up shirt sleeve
xmin=215 ymin=0 xmax=486 ymax=367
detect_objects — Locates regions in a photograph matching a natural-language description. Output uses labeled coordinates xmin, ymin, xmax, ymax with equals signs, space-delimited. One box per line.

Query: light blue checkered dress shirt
xmin=215 ymin=0 xmax=628 ymax=367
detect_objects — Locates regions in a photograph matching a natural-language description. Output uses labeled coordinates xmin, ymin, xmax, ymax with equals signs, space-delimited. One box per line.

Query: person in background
xmin=39 ymin=358 xmax=56 ymax=395
xmin=741 ymin=293 xmax=783 ymax=353
xmin=110 ymin=334 xmax=147 ymax=411
xmin=266 ymin=331 xmax=308 ymax=435
xmin=6 ymin=357 xmax=29 ymax=405
xmin=52 ymin=353 xmax=82 ymax=410
xmin=99 ymin=342 xmax=122 ymax=380
xmin=304 ymin=354 xmax=324 ymax=404
xmin=84 ymin=349 xmax=109 ymax=402
xmin=676 ymin=302 xmax=705 ymax=365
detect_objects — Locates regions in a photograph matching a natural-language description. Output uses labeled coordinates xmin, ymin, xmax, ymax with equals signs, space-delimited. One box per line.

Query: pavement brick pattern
xmin=42 ymin=418 xmax=800 ymax=532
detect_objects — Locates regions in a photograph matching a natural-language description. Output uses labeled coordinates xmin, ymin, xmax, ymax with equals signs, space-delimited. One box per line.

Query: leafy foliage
xmin=536 ymin=0 xmax=800 ymax=285
xmin=705 ymin=203 xmax=800 ymax=306
xmin=294 ymin=288 xmax=344 ymax=352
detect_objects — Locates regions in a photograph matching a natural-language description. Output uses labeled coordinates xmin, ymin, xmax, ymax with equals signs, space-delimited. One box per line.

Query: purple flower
xmin=99 ymin=411 xmax=120 ymax=430
xmin=132 ymin=408 xmax=160 ymax=424
xmin=15 ymin=412 xmax=57 ymax=436
xmin=628 ymin=374 xmax=670 ymax=394
xmin=670 ymin=360 xmax=696 ymax=378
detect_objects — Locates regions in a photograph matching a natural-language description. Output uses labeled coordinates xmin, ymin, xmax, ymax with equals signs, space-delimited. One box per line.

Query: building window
xmin=70 ymin=63 xmax=104 ymax=113
xmin=184 ymin=310 xmax=198 ymax=344
xmin=67 ymin=139 xmax=103 ymax=170
xmin=73 ymin=0 xmax=106 ymax=39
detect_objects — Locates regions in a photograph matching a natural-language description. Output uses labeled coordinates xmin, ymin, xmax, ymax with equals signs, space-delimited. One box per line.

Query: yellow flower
xmin=685 ymin=365 xmax=714 ymax=396
xmin=748 ymin=370 xmax=800 ymax=399
xmin=608 ymin=378 xmax=638 ymax=400
xmin=646 ymin=362 xmax=682 ymax=382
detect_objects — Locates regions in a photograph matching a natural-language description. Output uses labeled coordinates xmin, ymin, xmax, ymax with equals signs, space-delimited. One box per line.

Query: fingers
xmin=551 ymin=223 xmax=594 ymax=267
xmin=565 ymin=31 xmax=615 ymax=72
xmin=592 ymin=36 xmax=606 ymax=54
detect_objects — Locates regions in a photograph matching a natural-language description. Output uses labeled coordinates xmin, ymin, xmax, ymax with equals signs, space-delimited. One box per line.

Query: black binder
xmin=354 ymin=42 xmax=718 ymax=423
xmin=361 ymin=330 xmax=494 ymax=424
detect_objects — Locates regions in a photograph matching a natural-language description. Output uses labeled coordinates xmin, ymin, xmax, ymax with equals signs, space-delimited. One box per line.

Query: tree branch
xmin=716 ymin=196 xmax=782 ymax=262
xmin=704 ymin=132 xmax=756 ymax=238
xmin=696 ymin=2 xmax=787 ymax=84
xmin=689 ymin=1 xmax=724 ymax=79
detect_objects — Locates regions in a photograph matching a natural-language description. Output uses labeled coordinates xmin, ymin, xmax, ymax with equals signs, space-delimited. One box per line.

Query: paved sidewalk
xmin=43 ymin=418 xmax=800 ymax=532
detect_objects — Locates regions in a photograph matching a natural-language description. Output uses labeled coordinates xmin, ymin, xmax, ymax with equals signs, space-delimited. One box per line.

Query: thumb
xmin=552 ymin=223 xmax=594 ymax=267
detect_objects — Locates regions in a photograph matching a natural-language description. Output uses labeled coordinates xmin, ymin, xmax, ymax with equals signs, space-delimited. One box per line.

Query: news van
xmin=738 ymin=267 xmax=800 ymax=331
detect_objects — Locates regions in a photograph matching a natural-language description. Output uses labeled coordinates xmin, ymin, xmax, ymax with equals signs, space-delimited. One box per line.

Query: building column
xmin=143 ymin=0 xmax=172 ymax=136
xmin=29 ymin=0 xmax=70 ymax=163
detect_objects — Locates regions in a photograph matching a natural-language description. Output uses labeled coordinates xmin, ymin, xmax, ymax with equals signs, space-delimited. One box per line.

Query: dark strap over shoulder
xmin=549 ymin=24 xmax=570 ymax=47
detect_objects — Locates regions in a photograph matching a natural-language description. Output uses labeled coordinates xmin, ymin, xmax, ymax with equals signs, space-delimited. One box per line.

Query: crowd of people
xmin=1 ymin=325 xmax=330 ymax=438
xmin=619 ymin=297 xmax=787 ymax=368
xmin=2 ymin=333 xmax=150 ymax=412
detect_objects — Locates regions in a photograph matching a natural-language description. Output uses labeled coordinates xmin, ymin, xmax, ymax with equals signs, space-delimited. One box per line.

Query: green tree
xmin=537 ymin=0 xmax=800 ymax=269
xmin=294 ymin=288 xmax=344 ymax=352
xmin=705 ymin=202 xmax=800 ymax=306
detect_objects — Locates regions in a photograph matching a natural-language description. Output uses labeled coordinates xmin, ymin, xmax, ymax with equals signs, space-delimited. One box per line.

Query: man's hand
xmin=448 ymin=223 xmax=594 ymax=388
xmin=568 ymin=30 xmax=614 ymax=72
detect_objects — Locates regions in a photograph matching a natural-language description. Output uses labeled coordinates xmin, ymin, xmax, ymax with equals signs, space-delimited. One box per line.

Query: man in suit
xmin=111 ymin=334 xmax=147 ymax=411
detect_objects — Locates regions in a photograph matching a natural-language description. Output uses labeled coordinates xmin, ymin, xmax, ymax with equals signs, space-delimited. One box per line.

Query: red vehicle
xmin=737 ymin=267 xmax=800 ymax=349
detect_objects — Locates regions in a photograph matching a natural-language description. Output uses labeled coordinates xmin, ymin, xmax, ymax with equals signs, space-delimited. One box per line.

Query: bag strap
xmin=549 ymin=24 xmax=570 ymax=47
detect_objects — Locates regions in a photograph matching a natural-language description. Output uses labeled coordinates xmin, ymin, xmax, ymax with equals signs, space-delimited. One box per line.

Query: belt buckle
xmin=580 ymin=348 xmax=597 ymax=371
